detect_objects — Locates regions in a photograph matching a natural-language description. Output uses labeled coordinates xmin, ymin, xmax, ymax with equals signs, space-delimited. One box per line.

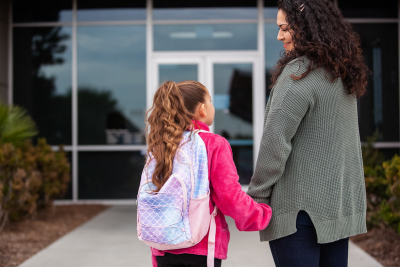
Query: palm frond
xmin=0 ymin=105 xmax=38 ymax=147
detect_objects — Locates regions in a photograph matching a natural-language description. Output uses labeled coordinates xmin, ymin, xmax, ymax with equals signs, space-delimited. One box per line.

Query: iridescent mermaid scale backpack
xmin=137 ymin=130 xmax=218 ymax=267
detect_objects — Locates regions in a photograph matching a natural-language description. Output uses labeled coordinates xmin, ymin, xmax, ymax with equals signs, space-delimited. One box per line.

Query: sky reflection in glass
xmin=77 ymin=9 xmax=146 ymax=21
xmin=264 ymin=7 xmax=279 ymax=19
xmin=77 ymin=26 xmax=146 ymax=145
xmin=153 ymin=7 xmax=257 ymax=20
xmin=77 ymin=0 xmax=146 ymax=21
xmin=159 ymin=65 xmax=198 ymax=85
xmin=13 ymin=27 xmax=72 ymax=145
xmin=154 ymin=24 xmax=257 ymax=51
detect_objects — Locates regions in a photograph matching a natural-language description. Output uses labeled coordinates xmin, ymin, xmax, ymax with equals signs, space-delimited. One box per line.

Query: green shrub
xmin=381 ymin=155 xmax=400 ymax=233
xmin=377 ymin=200 xmax=400 ymax=234
xmin=33 ymin=139 xmax=70 ymax=208
xmin=0 ymin=104 xmax=70 ymax=232
xmin=0 ymin=144 xmax=23 ymax=229
xmin=362 ymin=132 xmax=387 ymax=211
xmin=362 ymin=131 xmax=400 ymax=233
xmin=0 ymin=105 xmax=37 ymax=147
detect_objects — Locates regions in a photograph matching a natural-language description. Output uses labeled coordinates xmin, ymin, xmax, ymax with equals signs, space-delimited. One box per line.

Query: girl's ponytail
xmin=145 ymin=81 xmax=199 ymax=191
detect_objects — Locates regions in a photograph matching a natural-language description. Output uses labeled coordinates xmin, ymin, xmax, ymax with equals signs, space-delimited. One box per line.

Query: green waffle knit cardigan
xmin=247 ymin=56 xmax=367 ymax=244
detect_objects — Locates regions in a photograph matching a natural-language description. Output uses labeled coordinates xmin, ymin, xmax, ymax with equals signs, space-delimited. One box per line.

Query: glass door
xmin=149 ymin=57 xmax=205 ymax=109
xmin=150 ymin=55 xmax=264 ymax=184
xmin=212 ymin=63 xmax=254 ymax=184
xmin=158 ymin=64 xmax=198 ymax=85
xmin=206 ymin=56 xmax=263 ymax=184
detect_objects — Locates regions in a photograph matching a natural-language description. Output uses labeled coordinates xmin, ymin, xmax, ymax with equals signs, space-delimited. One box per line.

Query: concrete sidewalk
xmin=19 ymin=206 xmax=382 ymax=267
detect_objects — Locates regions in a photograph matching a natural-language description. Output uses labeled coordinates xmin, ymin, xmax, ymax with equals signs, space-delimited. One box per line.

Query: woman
xmin=247 ymin=0 xmax=369 ymax=266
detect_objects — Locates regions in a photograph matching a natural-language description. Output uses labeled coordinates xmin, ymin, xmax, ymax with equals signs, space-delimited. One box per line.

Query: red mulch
xmin=351 ymin=228 xmax=400 ymax=267
xmin=0 ymin=205 xmax=108 ymax=267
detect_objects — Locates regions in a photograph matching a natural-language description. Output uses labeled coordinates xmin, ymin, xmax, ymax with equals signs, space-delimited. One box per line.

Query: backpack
xmin=137 ymin=130 xmax=218 ymax=267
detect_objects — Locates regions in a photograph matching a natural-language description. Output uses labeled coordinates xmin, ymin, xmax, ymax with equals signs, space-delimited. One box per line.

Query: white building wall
xmin=0 ymin=0 xmax=9 ymax=104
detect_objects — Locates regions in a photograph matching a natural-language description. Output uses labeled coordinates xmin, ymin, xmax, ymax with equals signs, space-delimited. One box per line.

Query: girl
xmin=145 ymin=80 xmax=272 ymax=267
xmin=247 ymin=0 xmax=369 ymax=266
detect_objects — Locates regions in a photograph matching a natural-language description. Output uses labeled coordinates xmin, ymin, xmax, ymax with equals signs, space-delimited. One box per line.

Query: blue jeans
xmin=269 ymin=211 xmax=349 ymax=267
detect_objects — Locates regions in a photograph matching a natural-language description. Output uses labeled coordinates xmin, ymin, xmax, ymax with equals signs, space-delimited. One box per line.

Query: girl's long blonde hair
xmin=145 ymin=80 xmax=207 ymax=192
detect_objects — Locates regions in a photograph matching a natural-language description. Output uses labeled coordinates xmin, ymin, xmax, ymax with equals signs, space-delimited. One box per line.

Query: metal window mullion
xmin=370 ymin=142 xmax=400 ymax=148
xmin=346 ymin=18 xmax=398 ymax=23
xmin=77 ymin=146 xmax=147 ymax=151
xmin=254 ymin=0 xmax=265 ymax=167
xmin=152 ymin=50 xmax=260 ymax=57
xmin=205 ymin=57 xmax=214 ymax=133
xmin=72 ymin=0 xmax=78 ymax=203
xmin=54 ymin=199 xmax=137 ymax=205
xmin=51 ymin=146 xmax=73 ymax=152
xmin=77 ymin=20 xmax=146 ymax=26
xmin=12 ymin=19 xmax=261 ymax=27
xmin=146 ymin=0 xmax=153 ymax=113
xmin=51 ymin=145 xmax=148 ymax=152
xmin=264 ymin=18 xmax=276 ymax=23
xmin=13 ymin=22 xmax=73 ymax=27
xmin=152 ymin=19 xmax=258 ymax=25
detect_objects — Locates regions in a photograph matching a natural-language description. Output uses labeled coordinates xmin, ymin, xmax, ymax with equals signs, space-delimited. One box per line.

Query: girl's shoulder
xmin=197 ymin=131 xmax=231 ymax=153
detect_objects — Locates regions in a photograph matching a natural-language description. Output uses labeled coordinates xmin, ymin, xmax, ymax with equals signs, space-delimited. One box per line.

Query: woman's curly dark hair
xmin=273 ymin=0 xmax=370 ymax=97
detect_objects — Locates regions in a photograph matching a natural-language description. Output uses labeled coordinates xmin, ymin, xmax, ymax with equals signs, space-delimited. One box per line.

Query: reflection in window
xmin=352 ymin=24 xmax=399 ymax=142
xmin=77 ymin=0 xmax=146 ymax=21
xmin=78 ymin=151 xmax=144 ymax=199
xmin=154 ymin=24 xmax=257 ymax=51
xmin=263 ymin=7 xmax=279 ymax=19
xmin=13 ymin=27 xmax=72 ymax=145
xmin=264 ymin=0 xmax=279 ymax=19
xmin=153 ymin=0 xmax=257 ymax=20
xmin=13 ymin=0 xmax=72 ymax=23
xmin=378 ymin=148 xmax=400 ymax=161
xmin=159 ymin=65 xmax=198 ymax=85
xmin=264 ymin=23 xmax=283 ymax=101
xmin=57 ymin=152 xmax=72 ymax=200
xmin=338 ymin=0 xmax=397 ymax=18
xmin=373 ymin=47 xmax=383 ymax=128
xmin=77 ymin=26 xmax=146 ymax=145
xmin=214 ymin=63 xmax=253 ymax=184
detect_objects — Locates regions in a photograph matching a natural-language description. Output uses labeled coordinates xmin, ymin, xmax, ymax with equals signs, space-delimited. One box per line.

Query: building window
xmin=154 ymin=23 xmax=258 ymax=51
xmin=153 ymin=0 xmax=257 ymax=20
xmin=77 ymin=0 xmax=146 ymax=22
xmin=338 ymin=0 xmax=398 ymax=18
xmin=353 ymin=23 xmax=399 ymax=142
xmin=77 ymin=25 xmax=146 ymax=145
xmin=78 ymin=151 xmax=144 ymax=199
xmin=13 ymin=0 xmax=72 ymax=23
xmin=13 ymin=26 xmax=73 ymax=145
xmin=264 ymin=23 xmax=282 ymax=101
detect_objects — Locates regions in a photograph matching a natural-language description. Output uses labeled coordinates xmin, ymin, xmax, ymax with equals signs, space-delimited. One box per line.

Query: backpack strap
xmin=196 ymin=129 xmax=210 ymax=133
xmin=195 ymin=128 xmax=217 ymax=266
xmin=207 ymin=206 xmax=218 ymax=267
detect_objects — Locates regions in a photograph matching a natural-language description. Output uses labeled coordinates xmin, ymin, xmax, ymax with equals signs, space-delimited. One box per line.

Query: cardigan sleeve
xmin=247 ymin=72 xmax=311 ymax=205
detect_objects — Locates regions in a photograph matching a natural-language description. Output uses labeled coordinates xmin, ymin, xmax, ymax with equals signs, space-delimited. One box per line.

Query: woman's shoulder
xmin=283 ymin=56 xmax=310 ymax=75
xmin=273 ymin=57 xmax=313 ymax=94
xmin=281 ymin=56 xmax=338 ymax=90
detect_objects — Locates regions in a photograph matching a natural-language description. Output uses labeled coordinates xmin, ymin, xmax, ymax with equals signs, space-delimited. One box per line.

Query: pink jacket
xmin=151 ymin=121 xmax=272 ymax=265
